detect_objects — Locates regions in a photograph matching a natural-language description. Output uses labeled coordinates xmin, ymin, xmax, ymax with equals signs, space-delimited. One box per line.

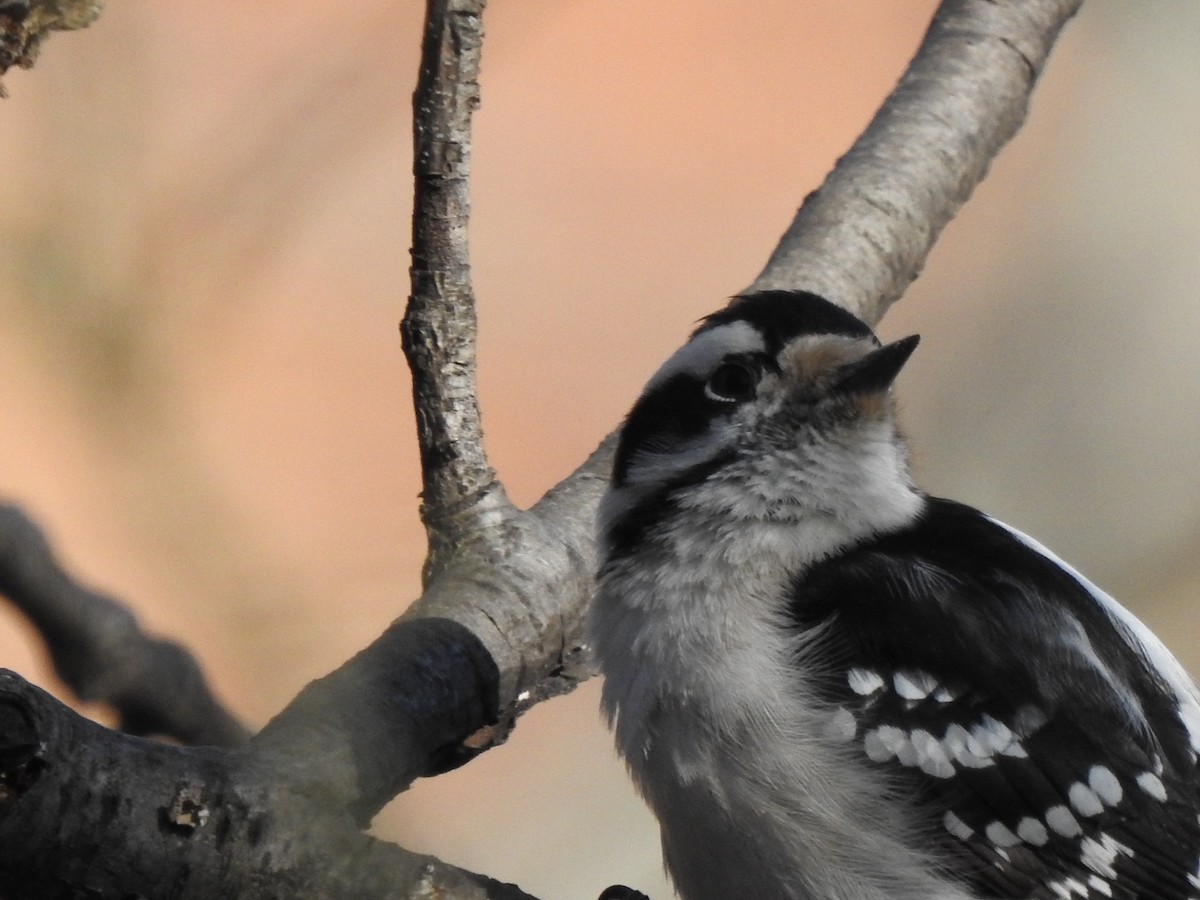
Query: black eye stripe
xmin=614 ymin=345 xmax=790 ymax=486
xmin=613 ymin=373 xmax=714 ymax=486
xmin=602 ymin=448 xmax=739 ymax=562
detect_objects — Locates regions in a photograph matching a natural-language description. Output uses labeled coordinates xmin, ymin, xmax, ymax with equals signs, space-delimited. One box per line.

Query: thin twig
xmin=403 ymin=0 xmax=512 ymax=585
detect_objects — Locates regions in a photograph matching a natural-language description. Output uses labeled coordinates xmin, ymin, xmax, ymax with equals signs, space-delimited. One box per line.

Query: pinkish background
xmin=2 ymin=3 xmax=1200 ymax=898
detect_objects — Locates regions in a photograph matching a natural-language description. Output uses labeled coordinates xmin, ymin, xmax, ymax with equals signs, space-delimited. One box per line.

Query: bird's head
xmin=599 ymin=290 xmax=922 ymax=564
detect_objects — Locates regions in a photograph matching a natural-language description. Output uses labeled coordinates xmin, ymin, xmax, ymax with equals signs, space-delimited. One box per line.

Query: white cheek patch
xmin=645 ymin=320 xmax=765 ymax=392
xmin=598 ymin=423 xmax=737 ymax=548
xmin=621 ymin=426 xmax=731 ymax=488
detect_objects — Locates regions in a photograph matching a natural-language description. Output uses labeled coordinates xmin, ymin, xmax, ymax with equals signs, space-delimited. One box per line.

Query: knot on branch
xmin=163 ymin=783 xmax=210 ymax=834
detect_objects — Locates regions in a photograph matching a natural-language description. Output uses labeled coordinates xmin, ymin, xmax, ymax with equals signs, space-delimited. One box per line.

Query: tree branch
xmin=0 ymin=504 xmax=248 ymax=747
xmin=403 ymin=0 xmax=513 ymax=586
xmin=748 ymin=0 xmax=1083 ymax=325
xmin=0 ymin=669 xmax=537 ymax=900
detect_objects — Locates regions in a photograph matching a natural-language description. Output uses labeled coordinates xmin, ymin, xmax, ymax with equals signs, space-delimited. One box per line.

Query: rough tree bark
xmin=0 ymin=0 xmax=1082 ymax=897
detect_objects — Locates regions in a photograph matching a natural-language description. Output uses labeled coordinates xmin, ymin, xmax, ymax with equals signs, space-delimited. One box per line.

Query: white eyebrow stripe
xmin=645 ymin=321 xmax=765 ymax=392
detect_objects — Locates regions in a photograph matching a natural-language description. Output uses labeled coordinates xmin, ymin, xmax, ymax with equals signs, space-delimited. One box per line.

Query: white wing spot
xmin=1079 ymin=833 xmax=1132 ymax=880
xmin=894 ymin=731 xmax=919 ymax=768
xmin=878 ymin=725 xmax=907 ymax=754
xmin=941 ymin=723 xmax=967 ymax=755
xmin=943 ymin=810 xmax=973 ymax=841
xmin=939 ymin=722 xmax=995 ymax=768
xmin=847 ymin=667 xmax=885 ymax=696
xmin=957 ymin=750 xmax=994 ymax=768
xmin=1047 ymin=877 xmax=1090 ymax=899
xmin=964 ymin=731 xmax=991 ymax=759
xmin=1086 ymin=875 xmax=1113 ymax=898
xmin=863 ymin=727 xmax=895 ymax=763
xmin=985 ymin=821 xmax=1022 ymax=848
xmin=969 ymin=715 xmax=1013 ymax=756
xmin=1089 ymin=765 xmax=1123 ymax=807
xmin=932 ymin=685 xmax=959 ymax=703
xmin=893 ymin=670 xmax=937 ymax=701
xmin=1013 ymin=704 xmax=1049 ymax=736
xmin=1017 ymin=817 xmax=1049 ymax=846
xmin=1136 ymin=771 xmax=1167 ymax=801
xmin=910 ymin=729 xmax=954 ymax=778
xmin=1000 ymin=740 xmax=1029 ymax=759
xmin=1068 ymin=782 xmax=1104 ymax=818
xmin=1046 ymin=805 xmax=1083 ymax=838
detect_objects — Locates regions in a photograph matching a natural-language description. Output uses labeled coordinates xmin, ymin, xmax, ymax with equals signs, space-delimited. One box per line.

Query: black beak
xmin=833 ymin=335 xmax=920 ymax=395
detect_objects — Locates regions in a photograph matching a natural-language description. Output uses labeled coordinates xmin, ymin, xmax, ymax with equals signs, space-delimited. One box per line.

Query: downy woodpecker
xmin=588 ymin=290 xmax=1200 ymax=900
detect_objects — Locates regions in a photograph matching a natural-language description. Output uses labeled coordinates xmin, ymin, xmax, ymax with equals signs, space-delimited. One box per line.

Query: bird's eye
xmin=705 ymin=361 xmax=759 ymax=403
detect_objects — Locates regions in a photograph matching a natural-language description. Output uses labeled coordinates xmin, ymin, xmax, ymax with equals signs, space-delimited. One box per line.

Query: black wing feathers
xmin=792 ymin=497 xmax=1200 ymax=900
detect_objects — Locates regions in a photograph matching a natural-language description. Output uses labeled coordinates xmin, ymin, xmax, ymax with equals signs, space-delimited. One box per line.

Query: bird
xmin=587 ymin=290 xmax=1200 ymax=900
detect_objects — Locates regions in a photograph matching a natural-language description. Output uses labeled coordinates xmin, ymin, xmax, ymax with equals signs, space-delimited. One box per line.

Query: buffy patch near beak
xmin=833 ymin=335 xmax=920 ymax=395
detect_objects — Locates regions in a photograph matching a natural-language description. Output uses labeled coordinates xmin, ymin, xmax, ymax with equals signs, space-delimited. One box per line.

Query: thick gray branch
xmin=748 ymin=0 xmax=1083 ymax=325
xmin=405 ymin=436 xmax=614 ymax=709
xmin=0 ymin=669 xmax=536 ymax=900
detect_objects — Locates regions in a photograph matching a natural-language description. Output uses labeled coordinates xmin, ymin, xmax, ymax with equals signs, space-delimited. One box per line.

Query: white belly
xmin=592 ymin=575 xmax=977 ymax=900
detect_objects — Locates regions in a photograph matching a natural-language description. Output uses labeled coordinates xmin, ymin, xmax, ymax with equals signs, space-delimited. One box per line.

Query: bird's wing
xmin=793 ymin=497 xmax=1200 ymax=900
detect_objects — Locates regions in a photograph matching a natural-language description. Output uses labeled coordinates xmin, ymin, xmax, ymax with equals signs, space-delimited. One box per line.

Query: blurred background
xmin=1 ymin=2 xmax=1199 ymax=898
